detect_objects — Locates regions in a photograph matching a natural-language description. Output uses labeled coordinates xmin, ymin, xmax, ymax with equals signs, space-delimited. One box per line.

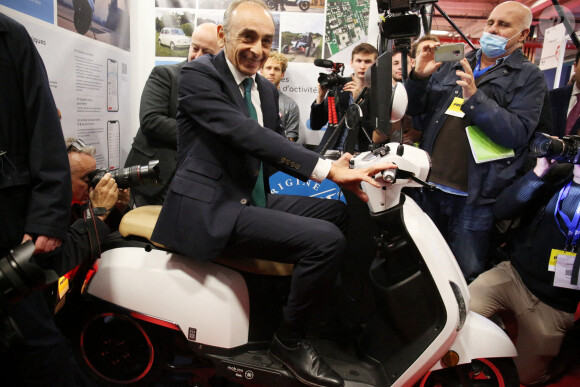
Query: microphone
xmin=314 ymin=59 xmax=334 ymax=69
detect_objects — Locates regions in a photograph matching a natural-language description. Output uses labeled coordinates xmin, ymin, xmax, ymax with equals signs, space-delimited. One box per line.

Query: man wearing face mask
xmin=404 ymin=1 xmax=548 ymax=282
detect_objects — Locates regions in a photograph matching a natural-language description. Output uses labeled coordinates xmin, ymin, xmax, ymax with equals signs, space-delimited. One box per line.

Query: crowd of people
xmin=2 ymin=0 xmax=580 ymax=385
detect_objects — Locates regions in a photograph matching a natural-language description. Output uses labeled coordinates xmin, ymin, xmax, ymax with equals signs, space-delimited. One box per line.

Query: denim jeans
xmin=418 ymin=189 xmax=494 ymax=282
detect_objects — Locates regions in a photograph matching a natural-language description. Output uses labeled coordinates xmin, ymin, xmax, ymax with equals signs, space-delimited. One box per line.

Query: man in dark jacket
xmin=0 ymin=12 xmax=85 ymax=386
xmin=470 ymin=157 xmax=580 ymax=385
xmin=405 ymin=1 xmax=547 ymax=281
xmin=151 ymin=1 xmax=393 ymax=385
xmin=310 ymin=43 xmax=377 ymax=153
xmin=125 ymin=23 xmax=222 ymax=206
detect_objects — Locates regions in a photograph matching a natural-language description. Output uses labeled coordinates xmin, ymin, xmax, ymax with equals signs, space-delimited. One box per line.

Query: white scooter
xmin=58 ymin=142 xmax=519 ymax=386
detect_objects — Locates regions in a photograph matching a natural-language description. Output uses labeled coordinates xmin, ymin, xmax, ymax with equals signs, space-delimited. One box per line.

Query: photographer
xmin=405 ymin=1 xmax=547 ymax=281
xmin=60 ymin=138 xmax=131 ymax=274
xmin=310 ymin=43 xmax=378 ymax=153
xmin=469 ymin=146 xmax=580 ymax=385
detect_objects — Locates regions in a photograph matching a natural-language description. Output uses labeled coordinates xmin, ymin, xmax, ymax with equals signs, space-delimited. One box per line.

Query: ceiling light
xmin=431 ymin=30 xmax=450 ymax=35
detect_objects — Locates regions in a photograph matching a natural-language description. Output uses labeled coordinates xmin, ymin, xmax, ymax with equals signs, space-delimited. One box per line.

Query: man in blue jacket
xmin=405 ymin=1 xmax=547 ymax=282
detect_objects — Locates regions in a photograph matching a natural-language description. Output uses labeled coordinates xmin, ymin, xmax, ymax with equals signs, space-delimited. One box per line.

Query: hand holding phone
xmin=434 ymin=43 xmax=465 ymax=62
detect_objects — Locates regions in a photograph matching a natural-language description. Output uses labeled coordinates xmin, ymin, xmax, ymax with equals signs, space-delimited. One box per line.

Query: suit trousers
xmin=223 ymin=194 xmax=348 ymax=327
xmin=469 ymin=261 xmax=575 ymax=385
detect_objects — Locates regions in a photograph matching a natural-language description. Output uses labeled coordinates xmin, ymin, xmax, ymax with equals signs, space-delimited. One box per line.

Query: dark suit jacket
xmin=0 ymin=13 xmax=71 ymax=250
xmin=151 ymin=51 xmax=320 ymax=260
xmin=124 ymin=61 xmax=184 ymax=203
xmin=549 ymin=84 xmax=580 ymax=138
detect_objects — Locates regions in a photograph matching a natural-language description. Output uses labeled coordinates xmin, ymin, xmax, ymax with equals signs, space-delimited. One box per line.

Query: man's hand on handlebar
xmin=327 ymin=153 xmax=396 ymax=203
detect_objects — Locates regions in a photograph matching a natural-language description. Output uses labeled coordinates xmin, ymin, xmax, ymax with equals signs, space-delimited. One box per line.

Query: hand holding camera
xmin=89 ymin=173 xmax=119 ymax=220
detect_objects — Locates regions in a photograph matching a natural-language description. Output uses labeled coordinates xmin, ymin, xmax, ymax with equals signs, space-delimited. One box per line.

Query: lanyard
xmin=473 ymin=56 xmax=494 ymax=80
xmin=554 ymin=182 xmax=580 ymax=249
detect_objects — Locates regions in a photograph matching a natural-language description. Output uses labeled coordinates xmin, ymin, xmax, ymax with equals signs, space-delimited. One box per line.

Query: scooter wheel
xmin=417 ymin=357 xmax=519 ymax=387
xmin=78 ymin=312 xmax=160 ymax=385
xmin=299 ymin=2 xmax=310 ymax=12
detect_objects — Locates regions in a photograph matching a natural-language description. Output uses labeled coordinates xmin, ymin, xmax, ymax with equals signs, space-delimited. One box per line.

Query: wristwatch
xmin=92 ymin=207 xmax=109 ymax=216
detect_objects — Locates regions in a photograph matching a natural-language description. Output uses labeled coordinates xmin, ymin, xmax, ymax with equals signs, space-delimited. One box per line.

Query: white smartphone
xmin=107 ymin=120 xmax=120 ymax=169
xmin=107 ymin=59 xmax=119 ymax=112
xmin=434 ymin=43 xmax=465 ymax=62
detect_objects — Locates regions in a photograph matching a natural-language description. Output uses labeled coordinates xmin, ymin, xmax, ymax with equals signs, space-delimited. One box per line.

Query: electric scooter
xmin=58 ymin=142 xmax=519 ymax=386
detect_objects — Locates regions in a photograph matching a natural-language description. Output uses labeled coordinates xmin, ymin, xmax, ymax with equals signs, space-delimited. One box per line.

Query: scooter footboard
xmin=429 ymin=311 xmax=517 ymax=371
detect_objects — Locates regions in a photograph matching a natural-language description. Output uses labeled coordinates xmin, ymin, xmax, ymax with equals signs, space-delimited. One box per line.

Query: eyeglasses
xmin=67 ymin=138 xmax=88 ymax=152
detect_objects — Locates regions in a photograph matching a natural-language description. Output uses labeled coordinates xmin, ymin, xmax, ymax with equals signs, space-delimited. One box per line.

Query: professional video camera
xmin=0 ymin=241 xmax=59 ymax=351
xmin=88 ymin=160 xmax=161 ymax=189
xmin=530 ymin=133 xmax=580 ymax=164
xmin=314 ymin=59 xmax=351 ymax=88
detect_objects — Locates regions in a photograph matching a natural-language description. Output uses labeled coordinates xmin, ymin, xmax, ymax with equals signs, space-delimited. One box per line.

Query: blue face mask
xmin=480 ymin=30 xmax=522 ymax=58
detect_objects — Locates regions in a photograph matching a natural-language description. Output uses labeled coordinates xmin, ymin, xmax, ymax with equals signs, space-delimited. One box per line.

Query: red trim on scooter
xmin=130 ymin=311 xmax=181 ymax=331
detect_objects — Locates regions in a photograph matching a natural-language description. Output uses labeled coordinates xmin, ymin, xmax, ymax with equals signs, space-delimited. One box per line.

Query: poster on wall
xmin=150 ymin=0 xmax=370 ymax=147
xmin=57 ymin=0 xmax=130 ymax=51
xmin=0 ymin=1 xmax=132 ymax=170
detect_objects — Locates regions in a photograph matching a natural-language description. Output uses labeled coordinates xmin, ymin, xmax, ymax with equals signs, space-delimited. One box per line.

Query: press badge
xmin=554 ymin=253 xmax=580 ymax=290
xmin=548 ymin=249 xmax=574 ymax=272
xmin=445 ymin=97 xmax=465 ymax=118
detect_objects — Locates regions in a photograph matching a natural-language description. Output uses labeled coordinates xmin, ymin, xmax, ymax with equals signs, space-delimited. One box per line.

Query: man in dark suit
xmin=151 ymin=1 xmax=392 ymax=386
xmin=549 ymin=50 xmax=580 ymax=137
xmin=125 ymin=23 xmax=222 ymax=206
xmin=310 ymin=43 xmax=378 ymax=153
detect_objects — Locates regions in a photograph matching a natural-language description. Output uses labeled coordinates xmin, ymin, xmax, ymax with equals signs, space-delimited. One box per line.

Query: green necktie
xmin=242 ymin=78 xmax=266 ymax=207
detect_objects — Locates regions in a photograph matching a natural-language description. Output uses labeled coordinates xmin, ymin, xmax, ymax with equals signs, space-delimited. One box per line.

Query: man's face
xmin=220 ymin=3 xmax=274 ymax=76
xmin=484 ymin=3 xmax=528 ymax=56
xmin=188 ymin=24 xmax=221 ymax=61
xmin=392 ymin=52 xmax=413 ymax=83
xmin=350 ymin=52 xmax=376 ymax=82
xmin=69 ymin=152 xmax=96 ymax=204
xmin=261 ymin=58 xmax=284 ymax=87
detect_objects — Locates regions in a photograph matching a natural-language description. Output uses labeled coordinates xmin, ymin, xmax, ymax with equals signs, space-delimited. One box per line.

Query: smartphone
xmin=107 ymin=59 xmax=119 ymax=112
xmin=107 ymin=120 xmax=120 ymax=169
xmin=434 ymin=43 xmax=464 ymax=62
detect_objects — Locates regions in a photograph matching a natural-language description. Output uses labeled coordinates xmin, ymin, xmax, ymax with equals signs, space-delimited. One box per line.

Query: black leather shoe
xmin=270 ymin=335 xmax=344 ymax=387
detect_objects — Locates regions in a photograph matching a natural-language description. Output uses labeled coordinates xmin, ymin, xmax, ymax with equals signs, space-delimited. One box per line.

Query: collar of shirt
xmin=475 ymin=48 xmax=509 ymax=67
xmin=225 ymin=55 xmax=264 ymax=126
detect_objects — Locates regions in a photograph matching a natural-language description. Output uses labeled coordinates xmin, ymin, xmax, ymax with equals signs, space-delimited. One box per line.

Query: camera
xmin=530 ymin=133 xmax=580 ymax=164
xmin=314 ymin=59 xmax=351 ymax=88
xmin=89 ymin=160 xmax=161 ymax=189
xmin=0 ymin=241 xmax=59 ymax=351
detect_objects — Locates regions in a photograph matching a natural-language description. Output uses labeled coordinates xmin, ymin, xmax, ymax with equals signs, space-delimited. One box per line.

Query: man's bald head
xmin=188 ymin=23 xmax=223 ymax=61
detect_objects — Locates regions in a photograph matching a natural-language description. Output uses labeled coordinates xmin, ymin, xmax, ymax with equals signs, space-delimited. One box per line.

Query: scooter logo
xmin=188 ymin=327 xmax=197 ymax=341
xmin=226 ymin=366 xmax=255 ymax=380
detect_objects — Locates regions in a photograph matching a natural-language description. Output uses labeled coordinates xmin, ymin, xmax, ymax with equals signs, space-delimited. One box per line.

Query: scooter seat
xmin=119 ymin=205 xmax=294 ymax=276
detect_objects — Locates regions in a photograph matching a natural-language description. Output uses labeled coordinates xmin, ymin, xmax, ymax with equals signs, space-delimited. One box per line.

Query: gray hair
xmin=65 ymin=137 xmax=96 ymax=156
xmin=223 ymin=0 xmax=273 ymax=38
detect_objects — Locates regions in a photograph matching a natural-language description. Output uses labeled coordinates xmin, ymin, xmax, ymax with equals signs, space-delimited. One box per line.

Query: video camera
xmin=0 ymin=241 xmax=59 ymax=351
xmin=530 ymin=133 xmax=580 ymax=164
xmin=89 ymin=160 xmax=161 ymax=189
xmin=314 ymin=59 xmax=351 ymax=88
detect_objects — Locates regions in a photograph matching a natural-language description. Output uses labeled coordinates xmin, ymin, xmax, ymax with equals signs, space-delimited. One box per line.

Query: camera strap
xmin=554 ymin=182 xmax=580 ymax=249
xmin=68 ymin=205 xmax=102 ymax=295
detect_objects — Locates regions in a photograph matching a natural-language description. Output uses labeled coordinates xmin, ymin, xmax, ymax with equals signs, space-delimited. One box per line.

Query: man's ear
xmin=519 ymin=28 xmax=530 ymax=42
xmin=217 ymin=24 xmax=226 ymax=47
